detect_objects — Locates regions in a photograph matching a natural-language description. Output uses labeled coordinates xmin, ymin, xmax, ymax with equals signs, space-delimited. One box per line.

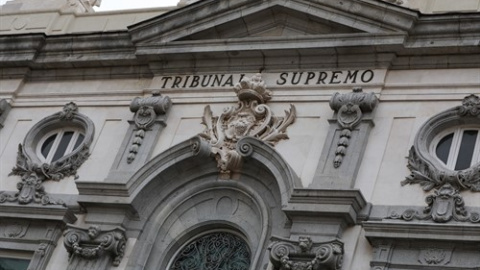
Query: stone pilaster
xmin=106 ymin=92 xmax=171 ymax=182
xmin=312 ymin=87 xmax=378 ymax=189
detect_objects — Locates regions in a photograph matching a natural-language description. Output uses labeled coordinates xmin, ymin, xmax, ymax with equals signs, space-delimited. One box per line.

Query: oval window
xmin=37 ymin=129 xmax=85 ymax=163
xmin=434 ymin=128 xmax=480 ymax=171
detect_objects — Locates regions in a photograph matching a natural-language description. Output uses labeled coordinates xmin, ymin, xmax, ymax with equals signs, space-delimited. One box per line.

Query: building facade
xmin=1 ymin=0 xmax=480 ymax=269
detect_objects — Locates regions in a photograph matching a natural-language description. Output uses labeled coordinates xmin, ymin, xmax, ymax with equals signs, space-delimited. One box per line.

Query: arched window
xmin=169 ymin=231 xmax=251 ymax=270
xmin=433 ymin=127 xmax=480 ymax=171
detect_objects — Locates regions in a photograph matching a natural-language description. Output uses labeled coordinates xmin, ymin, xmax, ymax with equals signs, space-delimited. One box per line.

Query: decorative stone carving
xmin=200 ymin=74 xmax=296 ymax=178
xmin=59 ymin=102 xmax=78 ymax=120
xmin=3 ymin=220 xmax=29 ymax=238
xmin=268 ymin=237 xmax=343 ymax=270
xmin=390 ymin=184 xmax=480 ymax=223
xmin=457 ymin=94 xmax=480 ymax=117
xmin=127 ymin=92 xmax=171 ymax=163
xmin=418 ymin=248 xmax=452 ymax=265
xmin=1 ymin=102 xmax=93 ymax=206
xmin=63 ymin=225 xmax=126 ymax=268
xmin=329 ymin=87 xmax=377 ymax=168
xmin=402 ymin=94 xmax=480 ymax=192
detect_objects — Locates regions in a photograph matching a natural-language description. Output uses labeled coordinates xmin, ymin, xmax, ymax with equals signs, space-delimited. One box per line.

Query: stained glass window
xmin=169 ymin=232 xmax=250 ymax=270
xmin=0 ymin=258 xmax=30 ymax=270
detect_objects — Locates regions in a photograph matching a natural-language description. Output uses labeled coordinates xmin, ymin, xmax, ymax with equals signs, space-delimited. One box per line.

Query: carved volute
xmin=269 ymin=237 xmax=344 ymax=270
xmin=63 ymin=225 xmax=126 ymax=269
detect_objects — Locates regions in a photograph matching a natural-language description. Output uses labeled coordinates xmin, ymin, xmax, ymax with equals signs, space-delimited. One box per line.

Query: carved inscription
xmin=276 ymin=70 xmax=374 ymax=85
xmin=159 ymin=70 xmax=376 ymax=89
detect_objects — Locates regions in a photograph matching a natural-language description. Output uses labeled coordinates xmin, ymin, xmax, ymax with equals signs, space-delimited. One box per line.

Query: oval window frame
xmin=22 ymin=106 xmax=94 ymax=165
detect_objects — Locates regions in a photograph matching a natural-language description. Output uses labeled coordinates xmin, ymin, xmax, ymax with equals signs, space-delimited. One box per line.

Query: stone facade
xmin=0 ymin=0 xmax=480 ymax=269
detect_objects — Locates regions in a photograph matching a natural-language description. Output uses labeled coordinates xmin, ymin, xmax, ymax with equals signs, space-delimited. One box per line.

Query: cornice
xmin=363 ymin=220 xmax=480 ymax=243
xmin=0 ymin=4 xmax=480 ymax=79
xmin=0 ymin=202 xmax=77 ymax=224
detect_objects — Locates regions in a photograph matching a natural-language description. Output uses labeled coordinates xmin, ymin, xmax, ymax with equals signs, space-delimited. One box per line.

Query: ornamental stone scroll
xmin=63 ymin=225 xmax=126 ymax=270
xmin=268 ymin=236 xmax=344 ymax=270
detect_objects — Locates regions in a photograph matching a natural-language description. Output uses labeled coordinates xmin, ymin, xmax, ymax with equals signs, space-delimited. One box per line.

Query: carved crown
xmin=233 ymin=73 xmax=272 ymax=103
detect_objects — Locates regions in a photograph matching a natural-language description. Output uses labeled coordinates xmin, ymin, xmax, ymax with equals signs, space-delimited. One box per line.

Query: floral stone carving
xmin=329 ymin=87 xmax=378 ymax=168
xmin=269 ymin=236 xmax=343 ymax=270
xmin=398 ymin=95 xmax=480 ymax=223
xmin=127 ymin=92 xmax=171 ymax=163
xmin=1 ymin=102 xmax=93 ymax=206
xmin=199 ymin=73 xmax=296 ymax=178
xmin=390 ymin=184 xmax=480 ymax=223
xmin=418 ymin=248 xmax=452 ymax=266
xmin=63 ymin=225 xmax=126 ymax=267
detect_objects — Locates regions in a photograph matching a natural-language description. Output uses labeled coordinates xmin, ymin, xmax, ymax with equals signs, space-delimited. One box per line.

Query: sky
xmin=95 ymin=0 xmax=179 ymax=11
xmin=0 ymin=0 xmax=180 ymax=10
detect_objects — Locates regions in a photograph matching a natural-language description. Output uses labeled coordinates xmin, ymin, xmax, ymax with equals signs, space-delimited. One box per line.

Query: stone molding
xmin=0 ymin=214 xmax=74 ymax=270
xmin=283 ymin=189 xmax=367 ymax=226
xmin=0 ymin=99 xmax=11 ymax=129
xmin=2 ymin=102 xmax=94 ymax=206
xmin=363 ymin=220 xmax=480 ymax=269
xmin=199 ymin=73 xmax=296 ymax=179
xmin=329 ymin=87 xmax=378 ymax=168
xmin=268 ymin=236 xmax=343 ymax=270
xmin=1 ymin=1 xmax=480 ymax=79
xmin=77 ymin=135 xmax=301 ymax=217
xmin=63 ymin=225 xmax=126 ymax=269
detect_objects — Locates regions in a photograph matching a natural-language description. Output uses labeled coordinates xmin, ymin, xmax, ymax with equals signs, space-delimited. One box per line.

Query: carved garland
xmin=199 ymin=73 xmax=296 ymax=178
xmin=269 ymin=237 xmax=343 ymax=270
xmin=329 ymin=87 xmax=377 ymax=168
xmin=63 ymin=225 xmax=126 ymax=267
xmin=397 ymin=94 xmax=480 ymax=224
xmin=0 ymin=102 xmax=94 ymax=206
xmin=127 ymin=92 xmax=171 ymax=163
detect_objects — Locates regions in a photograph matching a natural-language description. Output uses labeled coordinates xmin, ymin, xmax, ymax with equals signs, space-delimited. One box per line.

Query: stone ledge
xmin=283 ymin=188 xmax=367 ymax=225
xmin=363 ymin=220 xmax=480 ymax=242
xmin=0 ymin=202 xmax=77 ymax=224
